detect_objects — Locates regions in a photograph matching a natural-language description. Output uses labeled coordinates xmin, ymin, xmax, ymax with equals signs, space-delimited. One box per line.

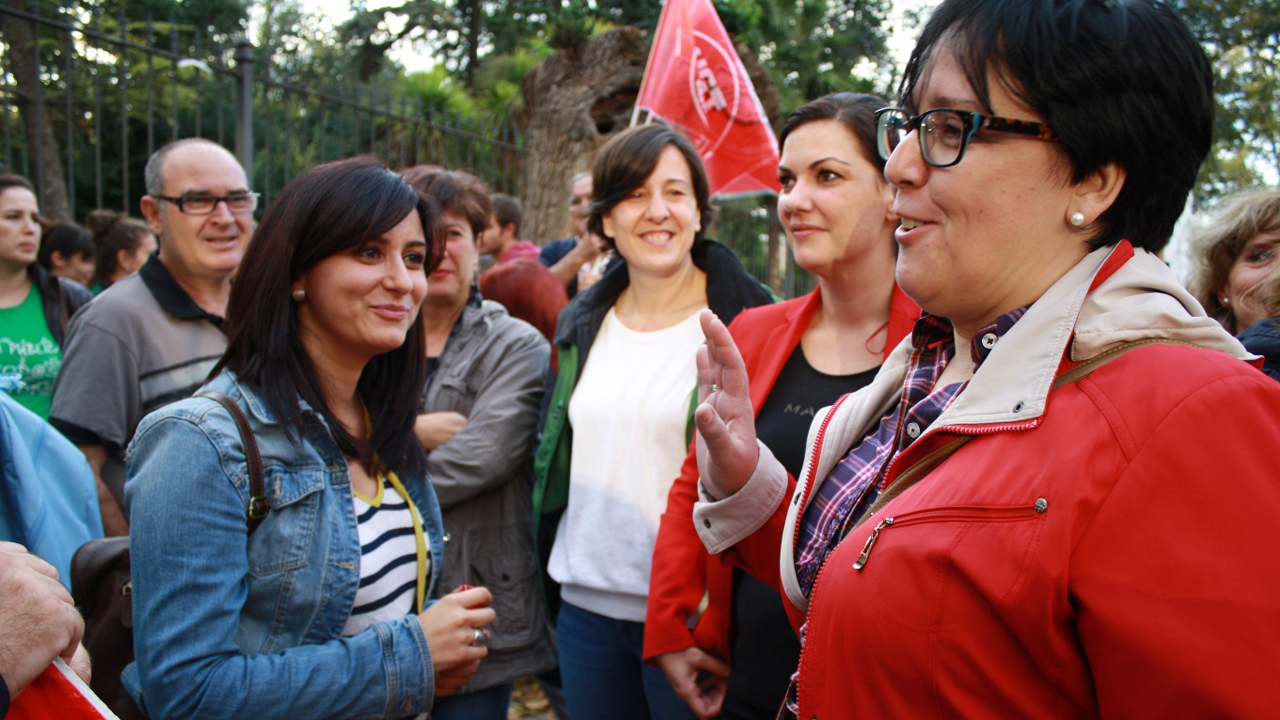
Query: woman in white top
xmin=532 ymin=124 xmax=774 ymax=720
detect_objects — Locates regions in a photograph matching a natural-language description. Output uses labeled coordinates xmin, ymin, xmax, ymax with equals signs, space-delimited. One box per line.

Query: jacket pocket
xmin=246 ymin=467 xmax=327 ymax=577
xmin=852 ymin=502 xmax=1049 ymax=630
xmin=463 ymin=524 xmax=544 ymax=652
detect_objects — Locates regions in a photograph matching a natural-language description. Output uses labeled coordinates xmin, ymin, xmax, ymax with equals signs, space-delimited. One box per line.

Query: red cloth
xmin=635 ymin=0 xmax=780 ymax=197
xmin=780 ymin=343 xmax=1280 ymax=718
xmin=643 ymin=285 xmax=918 ymax=663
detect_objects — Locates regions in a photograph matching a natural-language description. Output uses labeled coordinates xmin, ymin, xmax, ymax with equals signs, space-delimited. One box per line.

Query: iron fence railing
xmin=0 ymin=2 xmax=807 ymax=296
xmin=0 ymin=2 xmax=525 ymax=222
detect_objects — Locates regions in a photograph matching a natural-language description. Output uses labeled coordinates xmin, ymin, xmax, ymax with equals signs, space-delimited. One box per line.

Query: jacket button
xmin=1035 ymin=498 xmax=1048 ymax=513
xmin=443 ymin=533 xmax=452 ymax=545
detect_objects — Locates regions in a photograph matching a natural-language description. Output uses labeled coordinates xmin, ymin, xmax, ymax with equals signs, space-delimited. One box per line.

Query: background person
xmin=0 ymin=174 xmax=92 ymax=419
xmin=50 ymin=138 xmax=252 ymax=536
xmin=645 ymin=92 xmax=919 ymax=720
xmin=532 ymin=124 xmax=774 ymax=720
xmin=85 ymin=209 xmax=157 ymax=293
xmin=35 ymin=221 xmax=94 ymax=287
xmin=1235 ymin=267 xmax=1280 ymax=380
xmin=479 ymin=193 xmax=541 ymax=264
xmin=692 ymin=0 xmax=1280 ymax=717
xmin=1190 ymin=188 xmax=1280 ymax=335
xmin=403 ymin=166 xmax=557 ymax=720
xmin=539 ymin=172 xmax=617 ymax=298
xmin=124 ymin=157 xmax=494 ymax=720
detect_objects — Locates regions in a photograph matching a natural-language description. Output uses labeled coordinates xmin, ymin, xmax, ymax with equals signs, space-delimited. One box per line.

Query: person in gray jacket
xmin=404 ymin=165 xmax=557 ymax=719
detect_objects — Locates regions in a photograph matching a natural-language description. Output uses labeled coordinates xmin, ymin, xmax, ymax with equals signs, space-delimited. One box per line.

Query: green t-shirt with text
xmin=0 ymin=285 xmax=61 ymax=418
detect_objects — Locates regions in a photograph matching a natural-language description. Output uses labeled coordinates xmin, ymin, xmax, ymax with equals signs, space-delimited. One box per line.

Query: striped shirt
xmin=794 ymin=307 xmax=1029 ymax=596
xmin=343 ymin=472 xmax=430 ymax=637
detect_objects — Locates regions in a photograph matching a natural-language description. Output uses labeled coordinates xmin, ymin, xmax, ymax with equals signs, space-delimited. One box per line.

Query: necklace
xmin=864 ymin=319 xmax=891 ymax=356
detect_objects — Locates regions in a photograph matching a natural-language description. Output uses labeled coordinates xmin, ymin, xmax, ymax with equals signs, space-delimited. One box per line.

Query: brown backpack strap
xmin=196 ymin=390 xmax=270 ymax=533
xmin=854 ymin=339 xmax=1187 ymax=528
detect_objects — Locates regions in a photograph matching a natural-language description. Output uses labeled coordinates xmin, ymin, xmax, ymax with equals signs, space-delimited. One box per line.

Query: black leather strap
xmin=196 ymin=390 xmax=269 ymax=533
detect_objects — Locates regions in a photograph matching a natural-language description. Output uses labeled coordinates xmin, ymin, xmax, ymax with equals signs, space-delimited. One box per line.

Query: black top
xmin=722 ymin=344 xmax=878 ymax=719
xmin=1239 ymin=317 xmax=1280 ymax=383
xmin=756 ymin=345 xmax=880 ymax=478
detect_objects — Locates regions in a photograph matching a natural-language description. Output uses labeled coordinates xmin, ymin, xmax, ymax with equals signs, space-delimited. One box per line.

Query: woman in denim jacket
xmin=123 ymin=158 xmax=496 ymax=719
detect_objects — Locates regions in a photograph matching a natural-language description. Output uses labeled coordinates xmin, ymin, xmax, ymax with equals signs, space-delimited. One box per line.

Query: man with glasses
xmin=50 ymin=138 xmax=254 ymax=535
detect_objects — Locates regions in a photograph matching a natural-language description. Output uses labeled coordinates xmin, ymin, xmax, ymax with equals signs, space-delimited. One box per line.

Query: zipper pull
xmin=854 ymin=517 xmax=893 ymax=570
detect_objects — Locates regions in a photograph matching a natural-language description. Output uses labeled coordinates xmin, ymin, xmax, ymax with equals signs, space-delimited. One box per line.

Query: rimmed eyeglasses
xmin=875 ymin=107 xmax=1055 ymax=167
xmin=154 ymin=193 xmax=260 ymax=215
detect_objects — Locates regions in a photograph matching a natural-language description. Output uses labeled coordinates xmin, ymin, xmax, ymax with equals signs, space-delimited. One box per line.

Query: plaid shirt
xmin=794 ymin=306 xmax=1029 ymax=596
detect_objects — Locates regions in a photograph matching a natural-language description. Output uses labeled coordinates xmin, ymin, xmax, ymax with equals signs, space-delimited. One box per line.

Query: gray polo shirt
xmin=50 ymin=254 xmax=227 ymax=506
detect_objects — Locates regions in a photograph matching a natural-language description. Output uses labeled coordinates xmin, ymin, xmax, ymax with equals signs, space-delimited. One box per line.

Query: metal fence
xmin=1 ymin=2 xmax=806 ymax=295
xmin=0 ymin=1 xmax=525 ymax=223
xmin=715 ymin=196 xmax=816 ymax=299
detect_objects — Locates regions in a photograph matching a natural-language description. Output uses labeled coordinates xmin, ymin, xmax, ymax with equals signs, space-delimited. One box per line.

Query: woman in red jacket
xmin=645 ymin=93 xmax=918 ymax=719
xmin=692 ymin=0 xmax=1280 ymax=718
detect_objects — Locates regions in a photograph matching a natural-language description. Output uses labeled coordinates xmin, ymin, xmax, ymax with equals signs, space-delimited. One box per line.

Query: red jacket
xmin=695 ymin=243 xmax=1280 ymax=718
xmin=643 ymin=285 xmax=918 ymax=663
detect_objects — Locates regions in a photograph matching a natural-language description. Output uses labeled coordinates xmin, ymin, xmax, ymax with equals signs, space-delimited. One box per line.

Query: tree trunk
xmin=1 ymin=0 xmax=70 ymax=220
xmin=518 ymin=26 xmax=647 ymax=245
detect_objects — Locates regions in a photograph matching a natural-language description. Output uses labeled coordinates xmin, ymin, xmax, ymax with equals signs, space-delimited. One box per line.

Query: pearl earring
xmin=1069 ymin=212 xmax=1086 ymax=227
xmin=292 ymin=289 xmax=307 ymax=302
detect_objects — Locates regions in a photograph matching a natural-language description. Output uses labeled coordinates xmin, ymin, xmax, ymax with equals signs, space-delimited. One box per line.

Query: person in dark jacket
xmin=532 ymin=124 xmax=774 ymax=720
xmin=402 ymin=165 xmax=558 ymax=720
xmin=0 ymin=174 xmax=92 ymax=418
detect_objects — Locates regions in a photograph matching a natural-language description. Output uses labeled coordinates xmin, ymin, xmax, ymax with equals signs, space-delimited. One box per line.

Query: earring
xmin=291 ymin=288 xmax=307 ymax=302
xmin=1069 ymin=212 xmax=1086 ymax=227
xmin=1221 ymin=296 xmax=1231 ymax=305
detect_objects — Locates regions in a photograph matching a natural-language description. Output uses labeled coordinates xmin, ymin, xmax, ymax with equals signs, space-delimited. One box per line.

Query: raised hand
xmin=694 ymin=310 xmax=760 ymax=499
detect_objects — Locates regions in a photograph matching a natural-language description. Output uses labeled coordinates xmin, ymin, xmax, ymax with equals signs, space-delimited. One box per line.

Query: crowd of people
xmin=0 ymin=0 xmax=1279 ymax=717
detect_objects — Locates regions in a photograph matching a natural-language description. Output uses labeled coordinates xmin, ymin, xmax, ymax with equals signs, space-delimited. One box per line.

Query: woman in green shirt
xmin=0 ymin=174 xmax=92 ymax=417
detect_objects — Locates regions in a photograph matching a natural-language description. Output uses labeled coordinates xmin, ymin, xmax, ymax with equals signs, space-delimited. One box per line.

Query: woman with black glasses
xmin=691 ymin=0 xmax=1280 ymax=717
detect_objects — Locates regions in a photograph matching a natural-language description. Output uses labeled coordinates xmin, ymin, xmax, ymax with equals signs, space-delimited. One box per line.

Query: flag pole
xmin=630 ymin=0 xmax=670 ymax=127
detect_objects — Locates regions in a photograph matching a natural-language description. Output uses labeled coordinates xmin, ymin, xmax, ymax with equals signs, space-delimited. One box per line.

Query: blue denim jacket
xmin=122 ymin=372 xmax=445 ymax=720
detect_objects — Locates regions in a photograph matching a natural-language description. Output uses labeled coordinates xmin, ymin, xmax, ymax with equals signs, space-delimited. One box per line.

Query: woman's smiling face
xmin=601 ymin=145 xmax=701 ymax=279
xmin=1222 ymin=228 xmax=1280 ymax=330
xmin=885 ymin=44 xmax=1095 ymax=337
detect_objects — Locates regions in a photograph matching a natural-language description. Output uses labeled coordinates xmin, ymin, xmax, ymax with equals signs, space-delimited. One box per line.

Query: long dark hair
xmin=215 ymin=157 xmax=445 ymax=476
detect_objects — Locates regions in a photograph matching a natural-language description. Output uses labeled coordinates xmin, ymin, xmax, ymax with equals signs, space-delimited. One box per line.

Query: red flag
xmin=634 ymin=0 xmax=781 ymax=198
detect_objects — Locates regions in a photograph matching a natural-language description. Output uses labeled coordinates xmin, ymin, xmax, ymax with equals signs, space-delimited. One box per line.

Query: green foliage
xmin=1172 ymin=0 xmax=1280 ymax=202
xmin=472 ymin=45 xmax=552 ymax=125
xmin=403 ymin=66 xmax=476 ymax=116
